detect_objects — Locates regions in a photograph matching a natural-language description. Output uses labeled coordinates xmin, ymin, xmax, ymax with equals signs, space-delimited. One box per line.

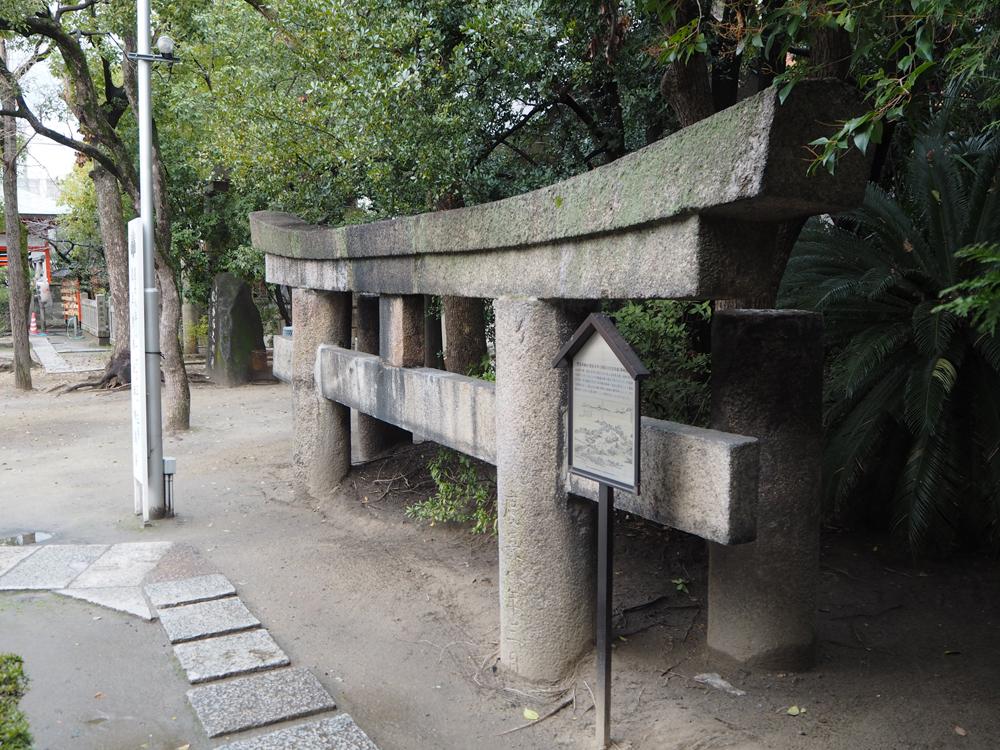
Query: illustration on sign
xmin=571 ymin=335 xmax=637 ymax=486
xmin=553 ymin=313 xmax=649 ymax=493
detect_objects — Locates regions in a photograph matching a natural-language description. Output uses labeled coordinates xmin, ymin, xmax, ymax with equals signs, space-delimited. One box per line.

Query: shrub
xmin=0 ymin=654 xmax=32 ymax=750
xmin=606 ymin=299 xmax=711 ymax=427
xmin=407 ymin=447 xmax=497 ymax=534
xmin=779 ymin=132 xmax=1000 ymax=555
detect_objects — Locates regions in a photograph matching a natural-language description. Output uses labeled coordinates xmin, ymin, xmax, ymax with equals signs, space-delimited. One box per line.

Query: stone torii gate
xmin=252 ymin=80 xmax=869 ymax=682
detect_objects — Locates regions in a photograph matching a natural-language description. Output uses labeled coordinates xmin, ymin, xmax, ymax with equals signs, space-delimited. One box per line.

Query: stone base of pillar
xmin=495 ymin=297 xmax=596 ymax=681
xmin=707 ymin=310 xmax=823 ymax=670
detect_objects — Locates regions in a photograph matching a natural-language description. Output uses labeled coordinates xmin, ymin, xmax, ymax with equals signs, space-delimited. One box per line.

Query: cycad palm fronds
xmin=779 ymin=132 xmax=1000 ymax=556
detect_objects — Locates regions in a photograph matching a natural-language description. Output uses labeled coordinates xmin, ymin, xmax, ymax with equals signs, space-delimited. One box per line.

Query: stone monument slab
xmin=207 ymin=272 xmax=266 ymax=387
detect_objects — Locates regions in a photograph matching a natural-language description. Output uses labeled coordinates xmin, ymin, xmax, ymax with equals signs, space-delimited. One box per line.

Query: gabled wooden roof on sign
xmin=552 ymin=313 xmax=650 ymax=379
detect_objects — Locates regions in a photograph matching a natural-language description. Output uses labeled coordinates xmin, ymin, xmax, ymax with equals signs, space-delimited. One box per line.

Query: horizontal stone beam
xmin=315 ymin=343 xmax=758 ymax=543
xmin=254 ymin=82 xmax=864 ymax=257
xmin=256 ymin=84 xmax=866 ymax=300
xmin=316 ymin=346 xmax=497 ymax=464
xmin=569 ymin=418 xmax=759 ymax=545
xmin=272 ymin=334 xmax=292 ymax=383
xmin=264 ymin=215 xmax=783 ymax=300
xmin=255 ymin=82 xmax=867 ymax=300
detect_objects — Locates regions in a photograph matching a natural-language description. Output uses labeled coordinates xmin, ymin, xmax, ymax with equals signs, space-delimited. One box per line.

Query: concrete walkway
xmin=27 ymin=332 xmax=108 ymax=374
xmin=0 ymin=541 xmax=379 ymax=749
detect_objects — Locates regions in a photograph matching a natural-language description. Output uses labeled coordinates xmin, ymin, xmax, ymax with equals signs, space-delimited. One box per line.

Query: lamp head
xmin=156 ymin=36 xmax=174 ymax=58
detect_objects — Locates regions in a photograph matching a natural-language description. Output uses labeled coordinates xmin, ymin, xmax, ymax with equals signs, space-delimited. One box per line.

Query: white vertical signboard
xmin=570 ymin=335 xmax=639 ymax=489
xmin=128 ymin=218 xmax=147 ymax=514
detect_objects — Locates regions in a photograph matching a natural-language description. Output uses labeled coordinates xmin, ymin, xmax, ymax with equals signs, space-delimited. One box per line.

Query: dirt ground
xmin=1 ymin=360 xmax=999 ymax=750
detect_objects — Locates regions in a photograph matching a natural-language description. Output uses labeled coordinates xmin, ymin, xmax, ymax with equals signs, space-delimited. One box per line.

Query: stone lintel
xmin=569 ymin=418 xmax=759 ymax=545
xmin=316 ymin=345 xmax=759 ymax=543
xmin=264 ymin=215 xmax=781 ymax=300
xmin=316 ymin=345 xmax=496 ymax=464
xmin=253 ymin=82 xmax=867 ymax=268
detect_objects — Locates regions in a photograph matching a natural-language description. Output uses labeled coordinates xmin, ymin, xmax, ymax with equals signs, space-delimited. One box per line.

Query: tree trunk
xmin=443 ymin=296 xmax=487 ymax=376
xmin=121 ymin=36 xmax=190 ymax=430
xmin=152 ymin=129 xmax=190 ymax=431
xmin=658 ymin=0 xmax=714 ymax=128
xmin=91 ymin=163 xmax=131 ymax=384
xmin=1 ymin=39 xmax=29 ymax=391
xmin=810 ymin=24 xmax=853 ymax=81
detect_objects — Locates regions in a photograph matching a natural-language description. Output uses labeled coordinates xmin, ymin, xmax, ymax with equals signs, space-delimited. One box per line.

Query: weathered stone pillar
xmin=292 ymin=288 xmax=352 ymax=502
xmin=494 ymin=298 xmax=595 ymax=681
xmin=708 ymin=310 xmax=823 ymax=670
xmin=379 ymin=295 xmax=424 ymax=367
xmin=355 ymin=294 xmax=410 ymax=459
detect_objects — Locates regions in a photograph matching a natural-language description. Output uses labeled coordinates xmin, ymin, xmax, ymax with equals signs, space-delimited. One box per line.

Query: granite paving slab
xmin=55 ymin=586 xmax=154 ymax=620
xmin=217 ymin=714 xmax=379 ymax=750
xmin=28 ymin=335 xmax=70 ymax=373
xmin=0 ymin=548 xmax=37 ymax=577
xmin=69 ymin=542 xmax=174 ymax=588
xmin=173 ymin=629 xmax=290 ymax=683
xmin=145 ymin=573 xmax=236 ymax=608
xmin=0 ymin=545 xmax=108 ymax=590
xmin=158 ymin=596 xmax=260 ymax=643
xmin=187 ymin=666 xmax=336 ymax=737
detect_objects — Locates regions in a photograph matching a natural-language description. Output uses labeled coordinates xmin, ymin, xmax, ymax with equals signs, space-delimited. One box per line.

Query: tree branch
xmin=54 ymin=0 xmax=104 ymax=23
xmin=498 ymin=139 xmax=537 ymax=166
xmin=558 ymin=92 xmax=597 ymax=131
xmin=0 ymin=99 xmax=121 ymax=181
xmin=240 ymin=0 xmax=279 ymax=23
xmin=472 ymin=103 xmax=549 ymax=168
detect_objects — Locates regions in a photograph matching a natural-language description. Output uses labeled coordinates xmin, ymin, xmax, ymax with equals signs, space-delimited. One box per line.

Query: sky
xmin=20 ymin=54 xmax=79 ymax=191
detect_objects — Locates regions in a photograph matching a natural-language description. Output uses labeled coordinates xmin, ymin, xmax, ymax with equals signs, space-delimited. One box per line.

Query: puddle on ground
xmin=1 ymin=532 xmax=53 ymax=546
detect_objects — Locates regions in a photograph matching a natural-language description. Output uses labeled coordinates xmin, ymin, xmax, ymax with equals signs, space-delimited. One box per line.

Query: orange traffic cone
xmin=29 ymin=313 xmax=38 ymax=335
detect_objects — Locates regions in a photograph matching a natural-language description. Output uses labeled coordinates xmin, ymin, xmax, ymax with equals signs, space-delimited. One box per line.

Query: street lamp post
xmin=130 ymin=0 xmax=175 ymax=522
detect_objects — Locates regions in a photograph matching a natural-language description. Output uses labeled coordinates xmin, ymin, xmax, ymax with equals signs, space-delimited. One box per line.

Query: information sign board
xmin=128 ymin=218 xmax=147 ymax=487
xmin=570 ymin=334 xmax=639 ymax=489
xmin=553 ymin=313 xmax=649 ymax=493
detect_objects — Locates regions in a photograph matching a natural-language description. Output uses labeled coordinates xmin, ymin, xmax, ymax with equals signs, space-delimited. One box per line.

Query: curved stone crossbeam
xmin=254 ymin=81 xmax=867 ymax=302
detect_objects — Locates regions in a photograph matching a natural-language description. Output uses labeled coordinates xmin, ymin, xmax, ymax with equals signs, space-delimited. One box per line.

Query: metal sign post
xmin=554 ymin=313 xmax=649 ymax=750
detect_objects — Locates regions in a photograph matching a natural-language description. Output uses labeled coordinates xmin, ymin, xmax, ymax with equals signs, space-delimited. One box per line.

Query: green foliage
xmin=184 ymin=314 xmax=209 ymax=352
xmin=465 ymin=351 xmax=495 ymax=382
xmin=607 ymin=300 xmax=711 ymax=427
xmin=200 ymin=0 xmax=671 ymax=221
xmin=646 ymin=1 xmax=1000 ymax=174
xmin=779 ymin=130 xmax=1000 ymax=556
xmin=407 ymin=447 xmax=497 ymax=534
xmin=0 ymin=654 xmax=32 ymax=750
xmin=938 ymin=243 xmax=1000 ymax=334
